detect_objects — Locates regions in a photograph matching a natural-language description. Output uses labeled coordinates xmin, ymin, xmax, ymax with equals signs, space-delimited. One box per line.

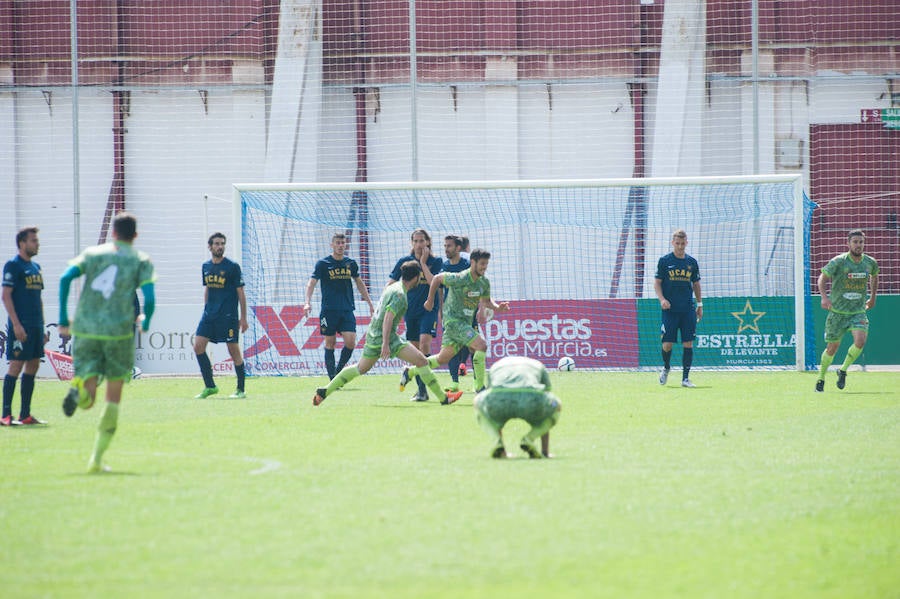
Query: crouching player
xmin=313 ymin=261 xmax=446 ymax=406
xmin=474 ymin=356 xmax=561 ymax=459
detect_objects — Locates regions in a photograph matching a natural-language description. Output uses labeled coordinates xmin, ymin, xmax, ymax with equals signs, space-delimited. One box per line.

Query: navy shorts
xmin=319 ymin=309 xmax=357 ymax=336
xmin=660 ymin=310 xmax=697 ymax=344
xmin=5 ymin=326 xmax=45 ymax=361
xmin=405 ymin=311 xmax=438 ymax=340
xmin=196 ymin=315 xmax=240 ymax=344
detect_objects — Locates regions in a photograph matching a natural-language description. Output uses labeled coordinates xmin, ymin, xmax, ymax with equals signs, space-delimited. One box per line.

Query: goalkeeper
xmin=312 ymin=261 xmax=446 ymax=406
xmin=474 ymin=356 xmax=561 ymax=459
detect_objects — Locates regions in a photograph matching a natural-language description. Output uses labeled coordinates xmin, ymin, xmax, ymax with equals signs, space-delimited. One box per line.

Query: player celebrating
xmin=400 ymin=248 xmax=509 ymax=403
xmin=2 ymin=226 xmax=48 ymax=426
xmin=59 ymin=212 xmax=156 ymax=473
xmin=388 ymin=229 xmax=442 ymax=402
xmin=313 ymin=261 xmax=445 ymax=406
xmin=474 ymin=356 xmax=561 ymax=459
xmin=303 ymin=232 xmax=374 ymax=379
xmin=193 ymin=232 xmax=248 ymax=399
xmin=654 ymin=229 xmax=702 ymax=388
xmin=815 ymin=229 xmax=878 ymax=392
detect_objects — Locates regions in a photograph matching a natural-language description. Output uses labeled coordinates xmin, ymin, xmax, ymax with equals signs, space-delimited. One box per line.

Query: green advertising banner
xmin=638 ymin=297 xmax=797 ymax=368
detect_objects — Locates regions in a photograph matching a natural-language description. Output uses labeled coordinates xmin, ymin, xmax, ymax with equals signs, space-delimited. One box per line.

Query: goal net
xmin=235 ymin=175 xmax=812 ymax=377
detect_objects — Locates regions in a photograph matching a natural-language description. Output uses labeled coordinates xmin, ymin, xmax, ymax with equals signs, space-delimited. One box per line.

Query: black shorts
xmin=660 ymin=310 xmax=697 ymax=344
xmin=5 ymin=326 xmax=45 ymax=361
xmin=196 ymin=315 xmax=240 ymax=344
xmin=319 ymin=309 xmax=357 ymax=336
xmin=405 ymin=311 xmax=438 ymax=341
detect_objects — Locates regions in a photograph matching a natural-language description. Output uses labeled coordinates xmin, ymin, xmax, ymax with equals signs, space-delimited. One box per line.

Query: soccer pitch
xmin=2 ymin=371 xmax=898 ymax=598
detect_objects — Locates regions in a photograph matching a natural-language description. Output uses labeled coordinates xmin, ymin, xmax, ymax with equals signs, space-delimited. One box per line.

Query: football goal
xmin=233 ymin=175 xmax=812 ymax=376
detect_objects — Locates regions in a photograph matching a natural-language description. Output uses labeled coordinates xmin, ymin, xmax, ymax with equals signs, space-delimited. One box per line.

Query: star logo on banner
xmin=731 ymin=300 xmax=766 ymax=334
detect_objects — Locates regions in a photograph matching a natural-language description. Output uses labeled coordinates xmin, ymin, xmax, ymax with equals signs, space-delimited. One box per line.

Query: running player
xmin=400 ymin=248 xmax=509 ymax=402
xmin=440 ymin=235 xmax=470 ymax=392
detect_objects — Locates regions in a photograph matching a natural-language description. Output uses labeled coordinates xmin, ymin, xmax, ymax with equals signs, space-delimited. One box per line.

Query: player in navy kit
xmin=304 ymin=233 xmax=374 ymax=379
xmin=654 ymin=229 xmax=703 ymax=388
xmin=2 ymin=227 xmax=47 ymax=426
xmin=388 ymin=229 xmax=442 ymax=401
xmin=193 ymin=233 xmax=248 ymax=399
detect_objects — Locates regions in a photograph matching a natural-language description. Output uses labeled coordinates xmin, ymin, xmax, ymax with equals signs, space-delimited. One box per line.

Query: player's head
xmin=399 ymin=260 xmax=422 ymax=283
xmin=15 ymin=226 xmax=40 ymax=257
xmin=444 ymin=235 xmax=462 ymax=259
xmin=469 ymin=248 xmax=491 ymax=276
xmin=207 ymin=232 xmax=226 ymax=258
xmin=671 ymin=229 xmax=687 ymax=254
xmin=331 ymin=232 xmax=348 ymax=255
xmin=113 ymin=212 xmax=138 ymax=242
xmin=410 ymin=229 xmax=431 ymax=255
xmin=460 ymin=236 xmax=470 ymax=252
xmin=847 ymin=229 xmax=865 ymax=256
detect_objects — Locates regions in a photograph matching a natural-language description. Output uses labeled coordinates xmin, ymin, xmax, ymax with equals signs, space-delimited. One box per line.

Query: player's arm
xmin=1 ymin=284 xmax=26 ymax=342
xmin=693 ymin=280 xmax=703 ymax=321
xmin=654 ymin=277 xmax=670 ymax=311
xmin=418 ymin=254 xmax=436 ymax=284
xmin=867 ymin=273 xmax=878 ymax=310
xmin=422 ymin=273 xmax=444 ymax=312
xmin=354 ymin=276 xmax=374 ymax=313
xmin=302 ymin=277 xmax=318 ymax=316
xmin=236 ymin=286 xmax=248 ymax=332
xmin=57 ymin=264 xmax=84 ymax=336
xmin=380 ymin=308 xmax=396 ymax=360
xmin=139 ymin=282 xmax=155 ymax=332
xmin=482 ymin=295 xmax=510 ymax=313
xmin=817 ymin=271 xmax=832 ymax=311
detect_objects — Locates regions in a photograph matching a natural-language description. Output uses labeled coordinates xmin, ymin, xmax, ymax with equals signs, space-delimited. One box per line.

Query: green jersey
xmin=442 ymin=269 xmax=490 ymax=325
xmin=70 ymin=241 xmax=156 ymax=339
xmin=365 ymin=281 xmax=408 ymax=348
xmin=487 ymin=356 xmax=552 ymax=392
xmin=821 ymin=252 xmax=878 ymax=314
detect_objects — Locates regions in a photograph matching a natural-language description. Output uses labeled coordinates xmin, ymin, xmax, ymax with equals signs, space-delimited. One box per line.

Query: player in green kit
xmin=312 ymin=261 xmax=445 ymax=406
xmin=400 ymin=248 xmax=510 ymax=403
xmin=474 ymin=356 xmax=561 ymax=459
xmin=815 ymin=229 xmax=878 ymax=392
xmin=58 ymin=213 xmax=156 ymax=473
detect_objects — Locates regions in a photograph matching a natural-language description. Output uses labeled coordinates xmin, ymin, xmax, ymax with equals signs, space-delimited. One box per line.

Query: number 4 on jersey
xmin=91 ymin=264 xmax=118 ymax=299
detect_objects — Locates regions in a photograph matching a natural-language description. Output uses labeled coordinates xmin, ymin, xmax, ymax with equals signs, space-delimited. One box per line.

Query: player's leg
xmin=817 ymin=312 xmax=846 ymax=391
xmin=521 ymin=394 xmax=561 ymax=459
xmin=315 ymin=340 xmax=381 ymax=405
xmin=63 ymin=336 xmax=100 ymax=416
xmin=397 ymin=344 xmax=446 ymax=402
xmin=838 ymin=320 xmax=868 ymax=389
xmin=226 ymin=342 xmax=246 ymax=398
xmin=16 ymin=356 xmax=42 ymax=423
xmin=659 ymin=313 xmax=676 ymax=385
xmin=415 ymin=331 xmax=434 ymax=399
xmin=2 ymin=358 xmax=23 ymax=425
xmin=474 ymin=391 xmax=506 ymax=458
xmin=468 ymin=335 xmax=488 ymax=392
xmin=88 ymin=381 xmax=123 ymax=473
xmin=337 ymin=331 xmax=357 ymax=374
xmin=192 ymin=326 xmax=218 ymax=396
xmin=679 ymin=312 xmax=696 ymax=386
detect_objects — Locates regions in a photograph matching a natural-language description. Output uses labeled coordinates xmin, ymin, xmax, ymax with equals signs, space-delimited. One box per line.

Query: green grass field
xmin=1 ymin=370 xmax=898 ymax=598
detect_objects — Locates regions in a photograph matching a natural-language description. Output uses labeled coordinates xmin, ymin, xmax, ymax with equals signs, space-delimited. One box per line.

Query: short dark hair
xmin=459 ymin=236 xmax=470 ymax=251
xmin=848 ymin=228 xmax=865 ymax=240
xmin=113 ymin=213 xmax=137 ymax=242
xmin=399 ymin=260 xmax=421 ymax=282
xmin=332 ymin=232 xmax=347 ymax=241
xmin=470 ymin=248 xmax=491 ymax=263
xmin=15 ymin=226 xmax=38 ymax=248
xmin=208 ymin=232 xmax=226 ymax=246
xmin=444 ymin=234 xmax=462 ymax=248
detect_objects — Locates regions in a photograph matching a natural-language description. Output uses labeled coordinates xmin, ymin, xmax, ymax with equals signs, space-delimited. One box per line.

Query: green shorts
xmin=72 ymin=335 xmax=135 ymax=381
xmin=441 ymin=320 xmax=479 ymax=352
xmin=361 ymin=332 xmax=409 ymax=360
xmin=824 ymin=311 xmax=869 ymax=343
xmin=474 ymin=388 xmax=561 ymax=427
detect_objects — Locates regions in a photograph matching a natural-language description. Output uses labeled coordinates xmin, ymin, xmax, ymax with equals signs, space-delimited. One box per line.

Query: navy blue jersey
xmin=655 ymin=252 xmax=700 ymax=312
xmin=442 ymin=256 xmax=470 ymax=300
xmin=202 ymin=257 xmax=244 ymax=318
xmin=3 ymin=255 xmax=44 ymax=328
xmin=312 ymin=255 xmax=360 ymax=312
xmin=390 ymin=253 xmax=442 ymax=319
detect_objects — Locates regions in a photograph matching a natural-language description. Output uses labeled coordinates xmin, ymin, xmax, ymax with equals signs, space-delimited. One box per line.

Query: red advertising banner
xmin=482 ymin=299 xmax=639 ymax=369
